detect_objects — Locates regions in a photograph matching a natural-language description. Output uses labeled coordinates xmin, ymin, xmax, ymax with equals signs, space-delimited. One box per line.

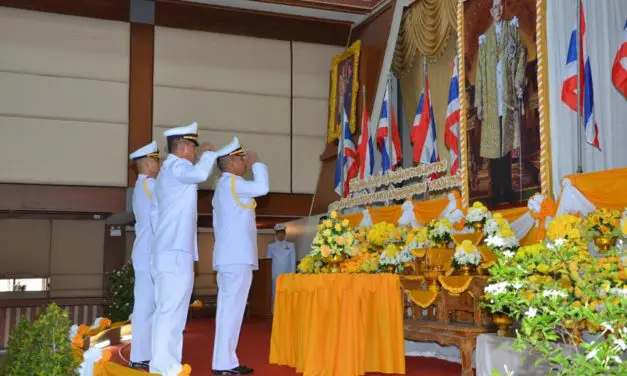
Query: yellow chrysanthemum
xmin=334 ymin=224 xmax=342 ymax=232
xmin=297 ymin=256 xmax=315 ymax=273
xmin=324 ymin=220 xmax=332 ymax=228
xmin=323 ymin=229 xmax=331 ymax=237
xmin=342 ymin=219 xmax=350 ymax=228
xmin=330 ymin=211 xmax=338 ymax=219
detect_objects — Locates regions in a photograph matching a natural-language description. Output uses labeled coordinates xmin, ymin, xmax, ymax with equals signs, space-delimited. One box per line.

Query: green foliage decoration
xmin=0 ymin=303 xmax=80 ymax=376
xmin=103 ymin=261 xmax=135 ymax=323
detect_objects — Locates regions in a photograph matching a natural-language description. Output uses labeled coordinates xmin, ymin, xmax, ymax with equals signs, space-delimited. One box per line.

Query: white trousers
xmin=149 ymin=250 xmax=194 ymax=374
xmin=130 ymin=268 xmax=155 ymax=362
xmin=212 ymin=264 xmax=253 ymax=370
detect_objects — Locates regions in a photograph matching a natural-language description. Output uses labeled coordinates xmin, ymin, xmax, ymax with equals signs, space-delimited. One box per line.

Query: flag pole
xmin=576 ymin=0 xmax=583 ymax=173
xmin=386 ymin=75 xmax=392 ymax=174
xmin=362 ymin=84 xmax=367 ymax=179
xmin=423 ymin=56 xmax=429 ymax=201
xmin=340 ymin=112 xmax=345 ymax=197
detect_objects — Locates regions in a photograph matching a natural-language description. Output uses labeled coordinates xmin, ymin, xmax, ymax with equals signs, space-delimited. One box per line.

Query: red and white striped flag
xmin=612 ymin=20 xmax=627 ymax=98
xmin=561 ymin=1 xmax=600 ymax=149
xmin=444 ymin=57 xmax=460 ymax=175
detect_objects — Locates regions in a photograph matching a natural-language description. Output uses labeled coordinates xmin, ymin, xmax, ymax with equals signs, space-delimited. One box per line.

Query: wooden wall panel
xmin=128 ymin=23 xmax=155 ymax=186
xmin=0 ymin=184 xmax=126 ymax=214
xmin=154 ymin=0 xmax=351 ymax=46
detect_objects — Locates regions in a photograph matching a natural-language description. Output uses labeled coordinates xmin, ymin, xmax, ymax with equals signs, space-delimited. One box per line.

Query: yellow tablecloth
xmin=269 ymin=274 xmax=406 ymax=376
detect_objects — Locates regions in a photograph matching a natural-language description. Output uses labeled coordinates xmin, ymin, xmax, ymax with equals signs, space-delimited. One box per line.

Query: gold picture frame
xmin=455 ymin=0 xmax=552 ymax=209
xmin=327 ymin=40 xmax=361 ymax=143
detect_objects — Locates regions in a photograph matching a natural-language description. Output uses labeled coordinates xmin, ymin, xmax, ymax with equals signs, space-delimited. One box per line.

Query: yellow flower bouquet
xmin=302 ymin=210 xmax=355 ymax=272
xmin=452 ymin=240 xmax=482 ymax=267
xmin=426 ymin=218 xmax=453 ymax=246
xmin=546 ymin=214 xmax=585 ymax=245
xmin=465 ymin=201 xmax=492 ymax=229
xmin=584 ymin=208 xmax=622 ymax=239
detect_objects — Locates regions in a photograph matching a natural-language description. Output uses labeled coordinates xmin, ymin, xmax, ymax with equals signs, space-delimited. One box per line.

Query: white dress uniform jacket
xmin=212 ymin=162 xmax=269 ymax=371
xmin=150 ymin=152 xmax=217 ymax=374
xmin=267 ymin=240 xmax=296 ymax=305
xmin=130 ymin=174 xmax=157 ymax=363
xmin=212 ymin=163 xmax=270 ymax=271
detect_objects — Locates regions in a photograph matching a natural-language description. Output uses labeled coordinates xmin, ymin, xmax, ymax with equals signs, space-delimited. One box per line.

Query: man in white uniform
xmin=150 ymin=122 xmax=218 ymax=375
xmin=267 ymin=224 xmax=295 ymax=307
xmin=128 ymin=141 xmax=160 ymax=370
xmin=212 ymin=137 xmax=269 ymax=375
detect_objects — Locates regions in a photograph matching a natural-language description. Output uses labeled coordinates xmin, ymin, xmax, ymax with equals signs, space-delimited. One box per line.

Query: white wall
xmin=153 ymin=27 xmax=342 ymax=193
xmin=0 ymin=7 xmax=129 ymax=186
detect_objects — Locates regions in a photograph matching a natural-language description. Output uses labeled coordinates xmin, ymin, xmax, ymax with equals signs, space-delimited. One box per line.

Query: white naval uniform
xmin=149 ymin=152 xmax=217 ymax=374
xmin=267 ymin=240 xmax=296 ymax=306
xmin=130 ymin=174 xmax=158 ymax=363
xmin=212 ymin=163 xmax=269 ymax=370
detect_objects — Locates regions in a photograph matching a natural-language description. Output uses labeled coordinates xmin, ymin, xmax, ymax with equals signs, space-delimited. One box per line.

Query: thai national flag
xmin=411 ymin=73 xmax=439 ymax=165
xmin=444 ymin=57 xmax=460 ymax=175
xmin=357 ymin=101 xmax=374 ymax=180
xmin=375 ymin=82 xmax=403 ymax=173
xmin=611 ymin=20 xmax=627 ymax=98
xmin=334 ymin=108 xmax=358 ymax=197
xmin=561 ymin=1 xmax=600 ymax=149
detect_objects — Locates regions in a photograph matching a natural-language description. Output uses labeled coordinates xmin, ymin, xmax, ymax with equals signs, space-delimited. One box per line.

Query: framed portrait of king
xmin=327 ymin=40 xmax=361 ymax=143
xmin=458 ymin=0 xmax=552 ymax=208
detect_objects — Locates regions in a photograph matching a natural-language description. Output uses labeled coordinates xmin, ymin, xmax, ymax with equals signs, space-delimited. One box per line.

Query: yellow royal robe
xmin=475 ymin=19 xmax=526 ymax=159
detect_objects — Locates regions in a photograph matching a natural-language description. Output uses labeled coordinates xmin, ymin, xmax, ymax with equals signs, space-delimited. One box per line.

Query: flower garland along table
xmin=269 ymin=273 xmax=406 ymax=376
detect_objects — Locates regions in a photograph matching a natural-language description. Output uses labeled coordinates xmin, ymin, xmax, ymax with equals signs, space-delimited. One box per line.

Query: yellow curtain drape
xmin=369 ymin=205 xmax=404 ymax=224
xmin=564 ymin=167 xmax=627 ymax=210
xmin=270 ymin=274 xmax=405 ymax=376
xmin=342 ymin=211 xmax=364 ymax=227
xmin=413 ymin=196 xmax=450 ymax=225
xmin=393 ymin=0 xmax=458 ymax=76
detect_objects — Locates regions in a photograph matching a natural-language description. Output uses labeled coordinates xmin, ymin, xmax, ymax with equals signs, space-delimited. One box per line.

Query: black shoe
xmin=212 ymin=365 xmax=254 ymax=375
xmin=129 ymin=361 xmax=150 ymax=370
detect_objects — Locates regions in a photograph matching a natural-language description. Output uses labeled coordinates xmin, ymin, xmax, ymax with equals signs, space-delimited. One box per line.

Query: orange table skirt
xmin=269 ymin=274 xmax=406 ymax=376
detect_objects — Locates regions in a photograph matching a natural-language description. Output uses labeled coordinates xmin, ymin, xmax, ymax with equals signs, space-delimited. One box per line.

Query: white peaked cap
xmin=129 ymin=140 xmax=159 ymax=160
xmin=217 ymin=137 xmax=245 ymax=157
xmin=163 ymin=121 xmax=199 ymax=143
xmin=274 ymin=224 xmax=286 ymax=232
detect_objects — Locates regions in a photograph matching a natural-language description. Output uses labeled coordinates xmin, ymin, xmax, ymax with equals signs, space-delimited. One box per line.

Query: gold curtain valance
xmin=393 ymin=0 xmax=457 ymax=76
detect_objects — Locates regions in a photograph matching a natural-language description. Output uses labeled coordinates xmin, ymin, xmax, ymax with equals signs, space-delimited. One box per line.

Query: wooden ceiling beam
xmin=154 ymin=0 xmax=351 ymax=45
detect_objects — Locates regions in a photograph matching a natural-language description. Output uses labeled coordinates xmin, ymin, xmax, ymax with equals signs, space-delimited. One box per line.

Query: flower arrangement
xmin=379 ymin=243 xmax=414 ymax=273
xmin=546 ymin=214 xmax=585 ymax=246
xmin=366 ymin=222 xmax=400 ymax=249
xmin=311 ymin=211 xmax=354 ymax=260
xmin=465 ymin=201 xmax=491 ymax=229
xmin=426 ymin=218 xmax=453 ymax=246
xmin=404 ymin=227 xmax=431 ymax=252
xmin=484 ymin=215 xmax=519 ymax=252
xmin=104 ymin=261 xmax=134 ymax=323
xmin=452 ymin=240 xmax=482 ymax=267
xmin=483 ymin=237 xmax=627 ymax=375
xmin=584 ymin=208 xmax=622 ymax=239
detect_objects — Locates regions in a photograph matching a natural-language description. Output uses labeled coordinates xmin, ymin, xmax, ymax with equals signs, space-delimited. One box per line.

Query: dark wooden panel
xmin=0 ymin=0 xmax=130 ymax=22
xmin=198 ymin=191 xmax=313 ymax=217
xmin=155 ymin=0 xmax=351 ymax=46
xmin=0 ymin=184 xmax=126 ymax=214
xmin=248 ymin=258 xmax=273 ymax=317
xmin=252 ymin=0 xmax=372 ymax=14
xmin=197 ymin=215 xmax=302 ymax=229
xmin=311 ymin=1 xmax=395 ymax=214
xmin=103 ymin=225 xmax=127 ymax=283
xmin=128 ymin=22 xmax=155 ymax=187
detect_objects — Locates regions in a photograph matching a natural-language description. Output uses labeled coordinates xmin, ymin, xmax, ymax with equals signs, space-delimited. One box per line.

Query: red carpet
xmin=110 ymin=318 xmax=464 ymax=376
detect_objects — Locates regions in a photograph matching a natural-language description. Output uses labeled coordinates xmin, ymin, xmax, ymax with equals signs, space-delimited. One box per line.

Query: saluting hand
xmin=200 ymin=143 xmax=215 ymax=153
xmin=246 ymin=151 xmax=260 ymax=168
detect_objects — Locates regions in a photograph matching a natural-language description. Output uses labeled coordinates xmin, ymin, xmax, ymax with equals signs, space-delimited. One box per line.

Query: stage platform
xmin=107 ymin=318 xmax=470 ymax=376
